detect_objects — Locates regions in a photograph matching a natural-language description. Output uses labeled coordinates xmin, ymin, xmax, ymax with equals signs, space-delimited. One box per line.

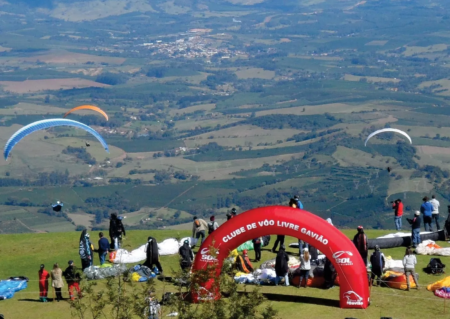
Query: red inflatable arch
xmin=191 ymin=206 xmax=369 ymax=309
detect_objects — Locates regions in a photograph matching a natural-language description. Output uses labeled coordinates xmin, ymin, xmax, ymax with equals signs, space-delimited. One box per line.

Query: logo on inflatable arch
xmin=200 ymin=247 xmax=219 ymax=262
xmin=333 ymin=251 xmax=353 ymax=266
xmin=343 ymin=291 xmax=363 ymax=306
xmin=196 ymin=287 xmax=215 ymax=301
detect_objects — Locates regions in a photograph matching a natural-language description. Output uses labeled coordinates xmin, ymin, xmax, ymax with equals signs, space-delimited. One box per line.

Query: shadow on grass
xmin=240 ymin=292 xmax=339 ymax=308
xmin=18 ymin=298 xmax=67 ymax=303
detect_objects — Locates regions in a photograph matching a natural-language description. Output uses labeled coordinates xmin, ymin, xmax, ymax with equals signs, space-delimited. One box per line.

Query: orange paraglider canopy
xmin=63 ymin=105 xmax=108 ymax=121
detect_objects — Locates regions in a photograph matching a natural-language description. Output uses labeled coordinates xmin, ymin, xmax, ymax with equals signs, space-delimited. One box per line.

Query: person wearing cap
xmin=191 ymin=216 xmax=208 ymax=248
xmin=231 ymin=208 xmax=237 ymax=217
xmin=407 ymin=211 xmax=422 ymax=247
xmin=79 ymin=229 xmax=93 ymax=270
xmin=353 ymin=226 xmax=368 ymax=266
xmin=369 ymin=245 xmax=385 ymax=286
xmin=403 ymin=247 xmax=419 ymax=291
xmin=274 ymin=245 xmax=289 ymax=286
xmin=298 ymin=247 xmax=311 ymax=288
xmin=420 ymin=196 xmax=433 ymax=232
xmin=51 ymin=263 xmax=64 ymax=302
xmin=38 ymin=264 xmax=50 ymax=302
xmin=146 ymin=291 xmax=161 ymax=319
xmin=179 ymin=239 xmax=194 ymax=271
xmin=293 ymin=195 xmax=303 ymax=209
xmin=63 ymin=260 xmax=81 ymax=300
xmin=430 ymin=195 xmax=441 ymax=231
xmin=207 ymin=216 xmax=219 ymax=235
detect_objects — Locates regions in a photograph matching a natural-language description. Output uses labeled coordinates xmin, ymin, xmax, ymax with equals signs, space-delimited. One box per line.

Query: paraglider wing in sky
xmin=364 ymin=128 xmax=412 ymax=147
xmin=3 ymin=119 xmax=109 ymax=160
xmin=63 ymin=105 xmax=109 ymax=121
xmin=52 ymin=201 xmax=63 ymax=212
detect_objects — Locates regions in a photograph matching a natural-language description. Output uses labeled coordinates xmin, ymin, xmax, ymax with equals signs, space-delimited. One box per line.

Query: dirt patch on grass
xmin=370 ymin=115 xmax=398 ymax=126
xmin=416 ymin=145 xmax=450 ymax=156
xmin=0 ymin=78 xmax=109 ymax=93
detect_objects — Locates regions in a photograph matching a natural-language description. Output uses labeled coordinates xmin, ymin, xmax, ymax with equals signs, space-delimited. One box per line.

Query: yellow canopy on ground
xmin=427 ymin=276 xmax=450 ymax=292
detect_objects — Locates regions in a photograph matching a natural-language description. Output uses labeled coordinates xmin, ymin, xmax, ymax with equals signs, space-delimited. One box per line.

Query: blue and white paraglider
xmin=3 ymin=119 xmax=109 ymax=160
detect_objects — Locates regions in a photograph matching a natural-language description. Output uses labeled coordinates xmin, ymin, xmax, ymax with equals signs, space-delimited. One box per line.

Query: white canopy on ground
xmin=416 ymin=240 xmax=450 ymax=256
xmin=113 ymin=237 xmax=195 ymax=264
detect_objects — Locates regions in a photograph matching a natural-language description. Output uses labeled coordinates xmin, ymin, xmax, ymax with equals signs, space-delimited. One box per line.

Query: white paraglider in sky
xmin=364 ymin=128 xmax=412 ymax=147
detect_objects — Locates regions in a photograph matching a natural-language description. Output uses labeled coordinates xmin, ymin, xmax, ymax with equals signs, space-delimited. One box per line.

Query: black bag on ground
xmin=425 ymin=258 xmax=445 ymax=274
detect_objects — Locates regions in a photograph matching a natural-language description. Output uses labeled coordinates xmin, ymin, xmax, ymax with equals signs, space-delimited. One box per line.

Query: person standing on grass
xmin=179 ymin=239 xmax=194 ymax=272
xmin=51 ymin=263 xmax=64 ymax=302
xmin=353 ymin=226 xmax=368 ymax=266
xmin=98 ymin=232 xmax=110 ymax=266
xmin=63 ymin=260 xmax=81 ymax=301
xmin=144 ymin=236 xmax=164 ymax=275
xmin=369 ymin=245 xmax=385 ymax=287
xmin=38 ymin=264 xmax=49 ymax=302
xmin=274 ymin=245 xmax=290 ymax=286
xmin=420 ymin=196 xmax=433 ymax=232
xmin=79 ymin=230 xmax=93 ymax=270
xmin=403 ymin=247 xmax=419 ymax=291
xmin=430 ymin=195 xmax=441 ymax=231
xmin=392 ymin=199 xmax=403 ymax=231
xmin=109 ymin=212 xmax=126 ymax=250
xmin=407 ymin=211 xmax=422 ymax=248
xmin=445 ymin=206 xmax=450 ymax=243
xmin=191 ymin=216 xmax=208 ymax=248
xmin=298 ymin=248 xmax=311 ymax=288
xmin=252 ymin=236 xmax=262 ymax=262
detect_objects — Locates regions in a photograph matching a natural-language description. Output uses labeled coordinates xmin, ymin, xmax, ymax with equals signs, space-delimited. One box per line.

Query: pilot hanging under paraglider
xmin=52 ymin=201 xmax=63 ymax=212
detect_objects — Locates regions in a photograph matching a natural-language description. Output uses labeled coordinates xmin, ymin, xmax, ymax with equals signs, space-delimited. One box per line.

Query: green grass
xmin=105 ymin=137 xmax=185 ymax=153
xmin=0 ymin=229 xmax=449 ymax=318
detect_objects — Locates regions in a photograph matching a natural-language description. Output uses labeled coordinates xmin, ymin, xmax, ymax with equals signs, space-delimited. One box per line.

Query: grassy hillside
xmin=0 ymin=229 xmax=450 ymax=318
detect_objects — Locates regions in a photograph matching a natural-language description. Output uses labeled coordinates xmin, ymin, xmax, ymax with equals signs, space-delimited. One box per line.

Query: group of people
xmin=37 ymin=260 xmax=82 ymax=302
xmin=37 ymin=213 xmax=128 ymax=302
xmin=367 ymin=245 xmax=419 ymax=291
xmin=392 ymin=195 xmax=450 ymax=247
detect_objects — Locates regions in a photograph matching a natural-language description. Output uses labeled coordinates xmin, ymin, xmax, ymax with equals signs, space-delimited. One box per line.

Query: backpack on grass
xmin=425 ymin=258 xmax=445 ymax=275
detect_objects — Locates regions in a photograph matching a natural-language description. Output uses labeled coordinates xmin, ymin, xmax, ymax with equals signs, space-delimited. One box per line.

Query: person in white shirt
xmin=403 ymin=247 xmax=419 ymax=291
xmin=297 ymin=248 xmax=311 ymax=288
xmin=430 ymin=195 xmax=441 ymax=231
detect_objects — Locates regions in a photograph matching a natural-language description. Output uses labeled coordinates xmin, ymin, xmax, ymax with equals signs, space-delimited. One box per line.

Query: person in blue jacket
xmin=421 ymin=196 xmax=433 ymax=232
xmin=294 ymin=195 xmax=303 ymax=209
xmin=98 ymin=232 xmax=110 ymax=265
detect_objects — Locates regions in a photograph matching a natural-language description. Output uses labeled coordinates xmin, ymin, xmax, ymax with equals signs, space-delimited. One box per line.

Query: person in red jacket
xmin=392 ymin=199 xmax=404 ymax=231
xmin=38 ymin=264 xmax=50 ymax=302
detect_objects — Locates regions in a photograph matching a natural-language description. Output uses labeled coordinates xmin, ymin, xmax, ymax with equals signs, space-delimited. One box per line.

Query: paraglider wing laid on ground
xmin=364 ymin=128 xmax=412 ymax=146
xmin=367 ymin=230 xmax=445 ymax=249
xmin=63 ymin=105 xmax=109 ymax=121
xmin=3 ymin=119 xmax=109 ymax=160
